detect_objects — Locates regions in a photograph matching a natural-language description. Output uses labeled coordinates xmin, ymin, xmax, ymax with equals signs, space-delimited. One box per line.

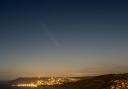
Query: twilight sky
xmin=0 ymin=0 xmax=128 ymax=80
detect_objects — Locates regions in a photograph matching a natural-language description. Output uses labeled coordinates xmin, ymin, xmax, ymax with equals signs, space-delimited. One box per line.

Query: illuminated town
xmin=110 ymin=80 xmax=128 ymax=89
xmin=11 ymin=77 xmax=80 ymax=88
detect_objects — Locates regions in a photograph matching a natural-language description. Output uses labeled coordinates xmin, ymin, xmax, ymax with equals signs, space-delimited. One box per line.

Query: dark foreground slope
xmin=64 ymin=73 xmax=128 ymax=89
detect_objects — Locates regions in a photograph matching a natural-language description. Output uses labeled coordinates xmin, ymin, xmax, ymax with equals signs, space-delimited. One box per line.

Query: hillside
xmin=64 ymin=73 xmax=128 ymax=89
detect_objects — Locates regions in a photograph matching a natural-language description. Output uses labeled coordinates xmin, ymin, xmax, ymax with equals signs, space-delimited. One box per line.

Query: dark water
xmin=0 ymin=81 xmax=11 ymax=89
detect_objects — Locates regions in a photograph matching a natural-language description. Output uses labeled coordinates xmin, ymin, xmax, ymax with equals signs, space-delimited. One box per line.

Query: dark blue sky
xmin=0 ymin=0 xmax=128 ymax=80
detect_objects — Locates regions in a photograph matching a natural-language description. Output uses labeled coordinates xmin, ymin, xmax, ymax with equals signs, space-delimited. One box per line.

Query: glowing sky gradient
xmin=0 ymin=0 xmax=128 ymax=80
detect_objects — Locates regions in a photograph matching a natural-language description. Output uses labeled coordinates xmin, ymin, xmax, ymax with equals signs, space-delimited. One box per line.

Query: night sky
xmin=0 ymin=0 xmax=128 ymax=80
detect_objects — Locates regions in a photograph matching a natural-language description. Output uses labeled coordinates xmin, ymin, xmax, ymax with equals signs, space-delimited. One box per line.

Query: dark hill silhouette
xmin=64 ymin=73 xmax=128 ymax=89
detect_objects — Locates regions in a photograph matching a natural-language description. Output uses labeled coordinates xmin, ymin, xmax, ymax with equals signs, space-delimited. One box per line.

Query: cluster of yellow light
xmin=12 ymin=83 xmax=37 ymax=87
xmin=110 ymin=80 xmax=128 ymax=89
xmin=12 ymin=77 xmax=80 ymax=88
xmin=46 ymin=77 xmax=64 ymax=85
xmin=12 ymin=77 xmax=65 ymax=87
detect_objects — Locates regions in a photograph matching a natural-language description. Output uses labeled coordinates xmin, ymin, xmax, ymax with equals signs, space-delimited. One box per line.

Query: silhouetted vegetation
xmin=64 ymin=73 xmax=128 ymax=89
